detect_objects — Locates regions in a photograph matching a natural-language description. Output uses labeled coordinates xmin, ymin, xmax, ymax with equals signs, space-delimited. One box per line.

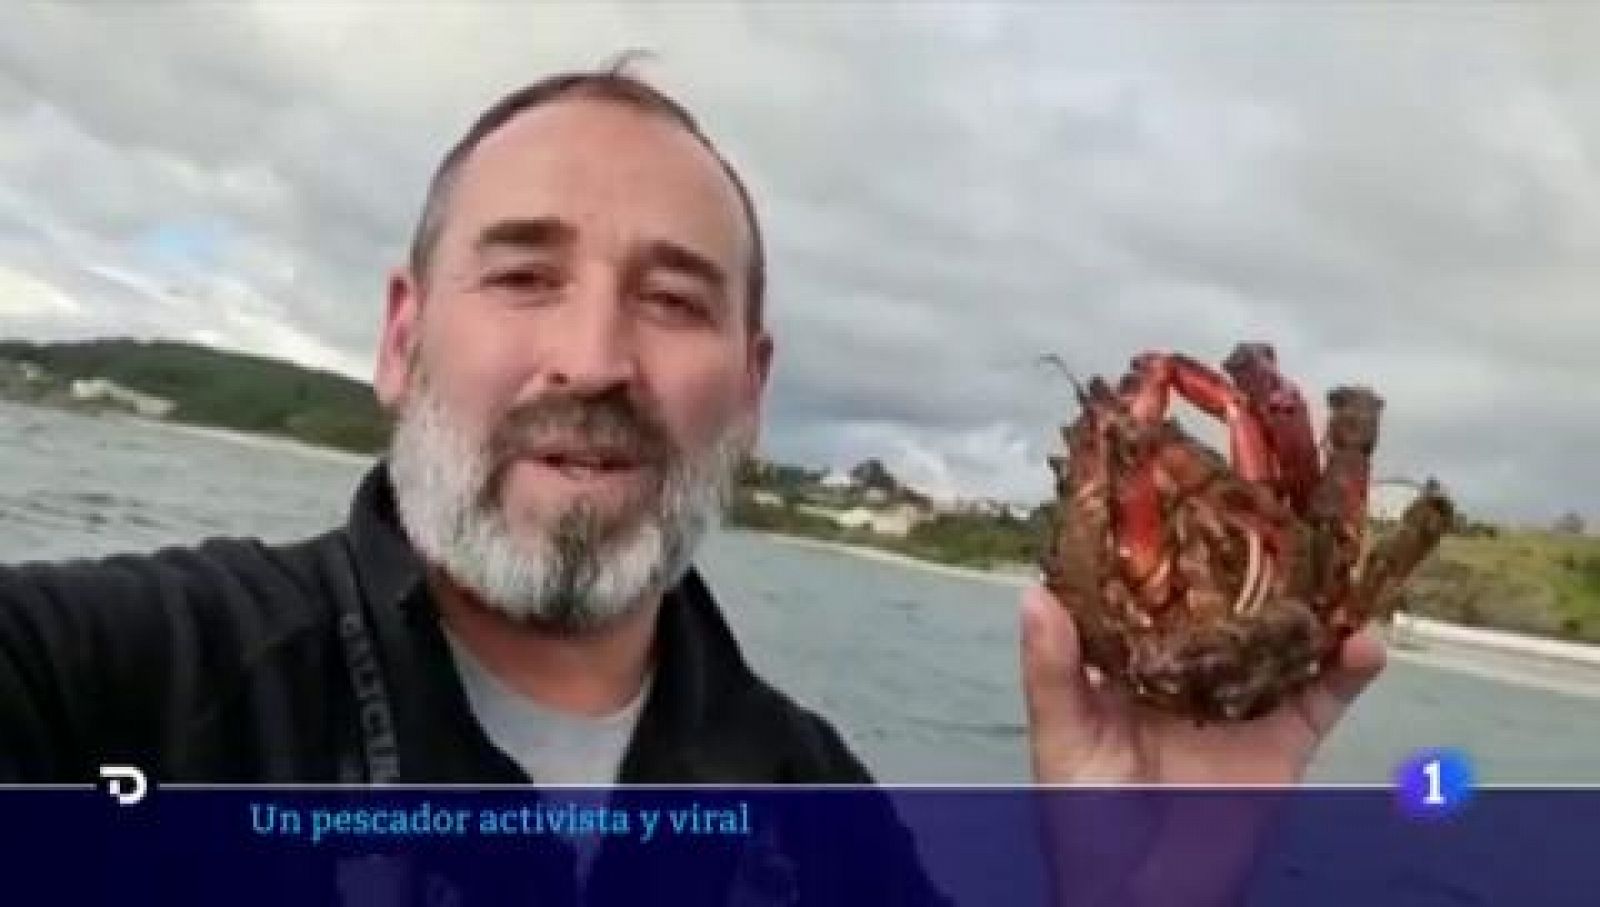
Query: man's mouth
xmin=524 ymin=444 xmax=647 ymax=481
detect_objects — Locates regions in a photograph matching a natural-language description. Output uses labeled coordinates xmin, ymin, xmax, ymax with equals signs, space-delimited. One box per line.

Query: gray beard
xmin=386 ymin=375 xmax=744 ymax=633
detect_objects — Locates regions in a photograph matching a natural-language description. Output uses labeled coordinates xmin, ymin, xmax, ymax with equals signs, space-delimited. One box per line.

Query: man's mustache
xmin=486 ymin=388 xmax=679 ymax=473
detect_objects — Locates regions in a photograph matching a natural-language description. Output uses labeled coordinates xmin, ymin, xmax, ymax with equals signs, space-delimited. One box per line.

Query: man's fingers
xmin=1021 ymin=585 xmax=1100 ymax=775
xmin=1298 ymin=625 xmax=1388 ymax=736
xmin=1332 ymin=626 xmax=1387 ymax=697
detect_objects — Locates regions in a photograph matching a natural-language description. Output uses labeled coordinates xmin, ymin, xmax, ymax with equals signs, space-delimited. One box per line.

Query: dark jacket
xmin=0 ymin=462 xmax=952 ymax=904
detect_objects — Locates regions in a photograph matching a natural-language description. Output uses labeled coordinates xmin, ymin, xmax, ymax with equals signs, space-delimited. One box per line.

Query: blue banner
xmin=7 ymin=782 xmax=1598 ymax=905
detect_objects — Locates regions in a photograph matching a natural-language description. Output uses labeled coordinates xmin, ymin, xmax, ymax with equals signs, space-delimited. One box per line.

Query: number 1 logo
xmin=1396 ymin=749 xmax=1474 ymax=819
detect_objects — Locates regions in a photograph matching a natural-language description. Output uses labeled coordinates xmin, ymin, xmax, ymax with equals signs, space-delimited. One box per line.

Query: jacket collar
xmin=341 ymin=460 xmax=775 ymax=783
xmin=344 ymin=460 xmax=429 ymax=618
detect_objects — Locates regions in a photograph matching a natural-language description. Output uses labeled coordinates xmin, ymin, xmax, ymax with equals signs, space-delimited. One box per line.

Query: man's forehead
xmin=444 ymin=99 xmax=752 ymax=268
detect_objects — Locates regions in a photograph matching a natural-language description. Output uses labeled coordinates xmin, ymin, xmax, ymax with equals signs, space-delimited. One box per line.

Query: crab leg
xmin=1306 ymin=386 xmax=1384 ymax=618
xmin=1042 ymin=378 xmax=1118 ymax=613
xmin=1114 ymin=454 xmax=1176 ymax=604
xmin=1041 ymin=376 xmax=1159 ymax=671
xmin=1126 ymin=352 xmax=1276 ymax=484
xmin=1223 ymin=343 xmax=1321 ymax=514
xmin=1349 ymin=479 xmax=1454 ymax=630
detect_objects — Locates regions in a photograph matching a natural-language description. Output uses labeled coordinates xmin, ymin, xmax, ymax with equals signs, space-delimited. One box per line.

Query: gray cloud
xmin=0 ymin=2 xmax=1596 ymax=525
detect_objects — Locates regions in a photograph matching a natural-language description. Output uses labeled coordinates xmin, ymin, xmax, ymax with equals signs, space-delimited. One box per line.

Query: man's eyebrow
xmin=634 ymin=240 xmax=728 ymax=294
xmin=473 ymin=217 xmax=576 ymax=254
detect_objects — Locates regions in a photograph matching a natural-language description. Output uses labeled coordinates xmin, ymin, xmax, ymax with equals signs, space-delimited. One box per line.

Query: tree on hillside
xmin=736 ymin=456 xmax=830 ymax=493
xmin=1554 ymin=511 xmax=1586 ymax=536
xmin=849 ymin=458 xmax=899 ymax=492
xmin=736 ymin=456 xmax=763 ymax=487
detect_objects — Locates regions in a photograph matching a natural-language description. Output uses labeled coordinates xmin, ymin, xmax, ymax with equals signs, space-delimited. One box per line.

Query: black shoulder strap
xmin=329 ymin=534 xmax=406 ymax=784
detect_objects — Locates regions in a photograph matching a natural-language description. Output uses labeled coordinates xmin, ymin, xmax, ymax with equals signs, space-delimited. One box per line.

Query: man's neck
xmin=432 ymin=574 xmax=660 ymax=718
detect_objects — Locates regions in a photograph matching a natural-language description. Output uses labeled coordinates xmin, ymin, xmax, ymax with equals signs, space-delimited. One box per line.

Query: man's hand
xmin=1021 ymin=584 xmax=1384 ymax=785
xmin=1019 ymin=584 xmax=1387 ymax=906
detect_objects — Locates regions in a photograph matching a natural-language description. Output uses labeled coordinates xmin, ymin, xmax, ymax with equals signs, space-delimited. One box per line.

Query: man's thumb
xmin=1021 ymin=584 xmax=1101 ymax=775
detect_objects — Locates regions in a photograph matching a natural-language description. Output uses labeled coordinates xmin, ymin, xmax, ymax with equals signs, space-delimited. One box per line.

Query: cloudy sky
xmin=1 ymin=2 xmax=1597 ymax=526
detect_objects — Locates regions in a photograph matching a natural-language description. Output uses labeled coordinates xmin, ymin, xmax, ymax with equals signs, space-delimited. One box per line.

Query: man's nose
xmin=545 ymin=291 xmax=639 ymax=395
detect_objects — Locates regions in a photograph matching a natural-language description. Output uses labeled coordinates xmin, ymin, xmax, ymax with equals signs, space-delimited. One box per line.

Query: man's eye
xmin=488 ymin=268 xmax=561 ymax=293
xmin=641 ymin=291 xmax=709 ymax=322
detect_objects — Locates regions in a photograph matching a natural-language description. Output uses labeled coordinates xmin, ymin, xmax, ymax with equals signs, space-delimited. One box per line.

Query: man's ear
xmin=740 ymin=328 xmax=774 ymax=447
xmin=375 ymin=266 xmax=422 ymax=411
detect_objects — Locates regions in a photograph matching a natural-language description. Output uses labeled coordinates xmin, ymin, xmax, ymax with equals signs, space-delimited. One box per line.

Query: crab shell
xmin=1039 ymin=362 xmax=1452 ymax=724
xmin=1043 ymin=426 xmax=1331 ymax=722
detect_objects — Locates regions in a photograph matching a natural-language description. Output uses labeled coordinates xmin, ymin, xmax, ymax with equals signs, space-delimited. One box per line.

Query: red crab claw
xmin=1108 ymin=351 xmax=1283 ymax=614
xmin=1124 ymin=351 xmax=1275 ymax=484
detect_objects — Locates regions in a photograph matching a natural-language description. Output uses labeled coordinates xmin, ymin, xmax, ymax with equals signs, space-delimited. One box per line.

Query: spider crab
xmin=1040 ymin=342 xmax=1454 ymax=723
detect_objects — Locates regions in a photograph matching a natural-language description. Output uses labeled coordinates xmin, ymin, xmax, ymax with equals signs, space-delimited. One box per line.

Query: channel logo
xmin=1393 ymin=748 xmax=1475 ymax=820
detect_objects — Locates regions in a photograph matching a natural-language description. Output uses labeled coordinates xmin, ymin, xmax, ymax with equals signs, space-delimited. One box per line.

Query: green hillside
xmin=0 ymin=338 xmax=390 ymax=454
xmin=1411 ymin=531 xmax=1600 ymax=643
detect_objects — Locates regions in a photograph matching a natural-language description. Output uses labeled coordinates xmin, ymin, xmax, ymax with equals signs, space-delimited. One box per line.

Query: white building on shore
xmin=69 ymin=378 xmax=176 ymax=418
xmin=797 ymin=502 xmax=927 ymax=537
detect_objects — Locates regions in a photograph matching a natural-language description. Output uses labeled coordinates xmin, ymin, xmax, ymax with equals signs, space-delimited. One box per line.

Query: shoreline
xmin=109 ymin=413 xmax=376 ymax=468
xmin=3 ymin=399 xmax=377 ymax=468
xmin=748 ymin=530 xmax=1040 ymax=588
xmin=745 ymin=529 xmax=1600 ymax=701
